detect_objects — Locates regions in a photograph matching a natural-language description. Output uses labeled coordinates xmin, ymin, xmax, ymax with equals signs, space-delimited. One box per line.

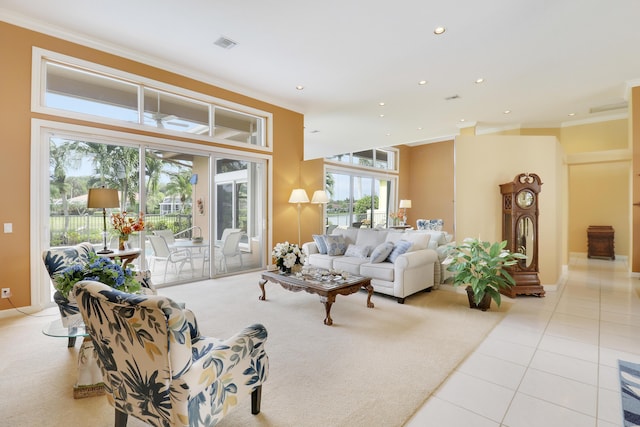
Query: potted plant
xmin=54 ymin=252 xmax=142 ymax=300
xmin=443 ymin=237 xmax=526 ymax=311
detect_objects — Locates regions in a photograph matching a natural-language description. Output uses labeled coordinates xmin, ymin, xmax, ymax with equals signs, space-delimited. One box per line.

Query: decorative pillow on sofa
xmin=323 ymin=235 xmax=348 ymax=256
xmin=370 ymin=242 xmax=394 ymax=263
xmin=344 ymin=244 xmax=371 ymax=259
xmin=403 ymin=232 xmax=431 ymax=252
xmin=313 ymin=234 xmax=328 ymax=254
xmin=387 ymin=239 xmax=413 ymax=263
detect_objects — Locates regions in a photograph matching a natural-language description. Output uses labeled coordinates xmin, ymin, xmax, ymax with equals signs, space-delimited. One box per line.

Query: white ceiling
xmin=2 ymin=0 xmax=640 ymax=159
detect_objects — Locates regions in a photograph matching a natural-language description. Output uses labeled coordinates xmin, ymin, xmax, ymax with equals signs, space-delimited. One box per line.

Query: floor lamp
xmin=289 ymin=189 xmax=309 ymax=245
xmin=311 ymin=190 xmax=329 ymax=233
xmin=87 ymin=187 xmax=120 ymax=254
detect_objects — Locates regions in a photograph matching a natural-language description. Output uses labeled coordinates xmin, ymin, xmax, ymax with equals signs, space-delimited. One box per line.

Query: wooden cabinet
xmin=587 ymin=226 xmax=615 ymax=260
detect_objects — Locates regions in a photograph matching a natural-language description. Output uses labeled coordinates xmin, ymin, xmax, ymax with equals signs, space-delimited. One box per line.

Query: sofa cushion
xmin=312 ymin=234 xmax=328 ymax=254
xmin=370 ymin=242 xmax=394 ymax=263
xmin=332 ymin=227 xmax=359 ymax=245
xmin=355 ymin=228 xmax=385 ymax=250
xmin=403 ymin=232 xmax=431 ymax=252
xmin=387 ymin=239 xmax=413 ymax=263
xmin=360 ymin=262 xmax=395 ymax=282
xmin=344 ymin=244 xmax=370 ymax=259
xmin=307 ymin=253 xmax=336 ymax=270
xmin=384 ymin=230 xmax=406 ymax=245
xmin=333 ymin=257 xmax=369 ymax=275
xmin=323 ymin=235 xmax=348 ymax=256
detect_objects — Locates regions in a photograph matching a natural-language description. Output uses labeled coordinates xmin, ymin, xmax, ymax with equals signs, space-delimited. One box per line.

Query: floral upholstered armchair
xmin=74 ymin=281 xmax=269 ymax=427
xmin=42 ymin=242 xmax=155 ymax=347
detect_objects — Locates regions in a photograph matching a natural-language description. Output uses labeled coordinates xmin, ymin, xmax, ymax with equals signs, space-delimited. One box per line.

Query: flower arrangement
xmin=272 ymin=241 xmax=306 ymax=273
xmin=443 ymin=237 xmax=526 ymax=308
xmin=54 ymin=252 xmax=142 ymax=299
xmin=389 ymin=212 xmax=401 ymax=226
xmin=111 ymin=211 xmax=145 ymax=237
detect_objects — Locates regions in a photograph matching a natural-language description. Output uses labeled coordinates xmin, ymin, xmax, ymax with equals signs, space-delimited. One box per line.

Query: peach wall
xmin=561 ymin=119 xmax=628 ymax=154
xmin=405 ymin=140 xmax=455 ymax=235
xmin=455 ymin=135 xmax=563 ymax=286
xmin=0 ymin=21 xmax=304 ymax=311
xmin=632 ymin=87 xmax=640 ymax=271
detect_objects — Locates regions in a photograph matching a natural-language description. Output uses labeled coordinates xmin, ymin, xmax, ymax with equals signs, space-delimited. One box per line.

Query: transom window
xmin=38 ymin=53 xmax=268 ymax=148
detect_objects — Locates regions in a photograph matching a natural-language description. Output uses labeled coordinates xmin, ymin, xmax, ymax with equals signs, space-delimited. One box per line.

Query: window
xmin=327 ymin=148 xmax=397 ymax=171
xmin=38 ymin=52 xmax=269 ymax=148
xmin=325 ymin=170 xmax=396 ymax=229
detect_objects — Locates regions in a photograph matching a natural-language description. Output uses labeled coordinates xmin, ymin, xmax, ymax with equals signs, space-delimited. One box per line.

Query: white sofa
xmin=302 ymin=227 xmax=451 ymax=303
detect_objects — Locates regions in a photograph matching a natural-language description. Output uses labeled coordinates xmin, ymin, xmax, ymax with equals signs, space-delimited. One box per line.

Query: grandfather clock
xmin=499 ymin=173 xmax=545 ymax=297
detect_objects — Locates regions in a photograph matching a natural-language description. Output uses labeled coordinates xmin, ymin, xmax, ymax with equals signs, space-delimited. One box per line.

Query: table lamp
xmin=87 ymin=187 xmax=120 ymax=254
xmin=311 ymin=190 xmax=329 ymax=233
xmin=399 ymin=199 xmax=412 ymax=225
xmin=289 ymin=188 xmax=309 ymax=245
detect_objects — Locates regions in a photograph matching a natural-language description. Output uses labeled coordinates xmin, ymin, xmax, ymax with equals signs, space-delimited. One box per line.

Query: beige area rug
xmin=0 ymin=273 xmax=510 ymax=427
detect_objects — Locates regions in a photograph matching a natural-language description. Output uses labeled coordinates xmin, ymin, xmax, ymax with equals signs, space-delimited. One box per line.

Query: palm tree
xmin=165 ymin=170 xmax=193 ymax=213
xmin=49 ymin=140 xmax=81 ymax=242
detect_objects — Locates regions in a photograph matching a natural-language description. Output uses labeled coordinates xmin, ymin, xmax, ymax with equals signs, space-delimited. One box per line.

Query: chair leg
xmin=115 ymin=408 xmax=128 ymax=427
xmin=67 ymin=336 xmax=77 ymax=347
xmin=251 ymin=385 xmax=262 ymax=415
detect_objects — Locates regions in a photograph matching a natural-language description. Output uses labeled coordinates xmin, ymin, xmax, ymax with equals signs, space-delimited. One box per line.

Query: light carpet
xmin=0 ymin=272 xmax=510 ymax=427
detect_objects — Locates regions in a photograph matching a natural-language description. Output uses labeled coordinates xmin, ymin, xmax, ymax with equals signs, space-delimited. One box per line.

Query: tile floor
xmin=406 ymin=255 xmax=639 ymax=427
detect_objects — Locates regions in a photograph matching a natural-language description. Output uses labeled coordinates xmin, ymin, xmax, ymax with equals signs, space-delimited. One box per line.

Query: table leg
xmin=319 ymin=296 xmax=335 ymax=326
xmin=258 ymin=279 xmax=267 ymax=301
xmin=364 ymin=284 xmax=375 ymax=308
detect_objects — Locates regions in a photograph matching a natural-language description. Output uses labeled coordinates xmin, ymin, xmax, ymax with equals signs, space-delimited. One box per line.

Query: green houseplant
xmin=54 ymin=252 xmax=142 ymax=299
xmin=443 ymin=237 xmax=526 ymax=310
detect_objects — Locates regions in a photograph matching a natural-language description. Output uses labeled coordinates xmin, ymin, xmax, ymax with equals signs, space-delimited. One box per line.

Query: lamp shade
xmin=311 ymin=190 xmax=329 ymax=204
xmin=288 ymin=188 xmax=309 ymax=204
xmin=87 ymin=188 xmax=120 ymax=208
xmin=399 ymin=199 xmax=412 ymax=209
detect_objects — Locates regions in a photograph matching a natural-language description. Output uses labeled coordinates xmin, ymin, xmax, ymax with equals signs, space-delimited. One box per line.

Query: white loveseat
xmin=302 ymin=227 xmax=450 ymax=303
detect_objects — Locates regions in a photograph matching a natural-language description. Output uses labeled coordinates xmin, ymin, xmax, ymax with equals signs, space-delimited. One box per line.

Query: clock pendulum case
xmin=499 ymin=173 xmax=545 ymax=297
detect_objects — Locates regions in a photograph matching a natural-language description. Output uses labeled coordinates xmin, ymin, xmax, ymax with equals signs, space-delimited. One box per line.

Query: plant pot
xmin=465 ymin=286 xmax=492 ymax=311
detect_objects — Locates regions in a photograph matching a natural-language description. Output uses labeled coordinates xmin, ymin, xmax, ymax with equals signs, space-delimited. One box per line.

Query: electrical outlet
xmin=1 ymin=288 xmax=10 ymax=298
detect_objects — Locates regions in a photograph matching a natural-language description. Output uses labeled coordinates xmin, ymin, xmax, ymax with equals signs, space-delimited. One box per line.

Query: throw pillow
xmin=387 ymin=239 xmax=413 ymax=263
xmin=370 ymin=242 xmax=394 ymax=263
xmin=344 ymin=244 xmax=371 ymax=259
xmin=323 ymin=235 xmax=348 ymax=256
xmin=312 ymin=234 xmax=328 ymax=254
xmin=403 ymin=232 xmax=431 ymax=252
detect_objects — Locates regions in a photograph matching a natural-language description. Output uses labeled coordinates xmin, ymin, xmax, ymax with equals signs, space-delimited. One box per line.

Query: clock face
xmin=516 ymin=190 xmax=534 ymax=208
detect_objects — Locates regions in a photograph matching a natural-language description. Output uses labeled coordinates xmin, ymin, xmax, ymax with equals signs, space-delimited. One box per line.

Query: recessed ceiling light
xmin=568 ymin=112 xmax=576 ymax=116
xmin=379 ymin=102 xmax=385 ymax=106
xmin=386 ymin=133 xmax=391 ymax=136
xmin=459 ymin=118 xmax=465 ymax=122
xmin=417 ymin=127 xmax=423 ymax=130
xmin=379 ymin=114 xmax=385 ymax=118
xmin=475 ymin=78 xmax=485 ymax=84
xmin=503 ymin=110 xmax=511 ymax=114
xmin=434 ymin=26 xmax=446 ymax=35
xmin=295 ymin=85 xmax=304 ymax=90
xmin=418 ymin=80 xmax=427 ymax=85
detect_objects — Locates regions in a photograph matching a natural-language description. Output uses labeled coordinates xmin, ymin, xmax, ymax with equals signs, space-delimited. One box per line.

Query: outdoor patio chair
xmin=215 ymin=230 xmax=244 ymax=273
xmin=147 ymin=235 xmax=192 ymax=281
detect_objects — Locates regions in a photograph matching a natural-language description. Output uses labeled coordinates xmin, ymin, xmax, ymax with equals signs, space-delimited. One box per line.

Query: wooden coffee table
xmin=259 ymin=270 xmax=374 ymax=326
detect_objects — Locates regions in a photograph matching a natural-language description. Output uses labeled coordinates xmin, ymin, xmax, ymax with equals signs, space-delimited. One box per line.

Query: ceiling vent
xmin=214 ymin=36 xmax=238 ymax=50
xmin=445 ymin=95 xmax=460 ymax=101
xmin=589 ymin=101 xmax=627 ymax=114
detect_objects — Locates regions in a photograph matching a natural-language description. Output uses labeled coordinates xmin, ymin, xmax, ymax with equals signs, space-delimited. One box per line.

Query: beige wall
xmin=0 ymin=22 xmax=304 ymax=311
xmin=455 ymin=135 xmax=563 ymax=286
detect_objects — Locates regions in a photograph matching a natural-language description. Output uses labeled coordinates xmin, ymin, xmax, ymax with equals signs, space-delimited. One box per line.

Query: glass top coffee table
xmin=42 ymin=318 xmax=105 ymax=399
xmin=259 ymin=269 xmax=374 ymax=326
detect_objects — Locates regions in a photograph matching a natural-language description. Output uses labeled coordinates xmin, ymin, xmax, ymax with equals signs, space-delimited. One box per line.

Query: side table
xmin=42 ymin=318 xmax=105 ymax=399
xmin=100 ymin=248 xmax=141 ymax=267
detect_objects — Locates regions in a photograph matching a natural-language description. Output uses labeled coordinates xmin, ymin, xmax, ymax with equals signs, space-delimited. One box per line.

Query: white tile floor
xmin=406 ymin=255 xmax=640 ymax=427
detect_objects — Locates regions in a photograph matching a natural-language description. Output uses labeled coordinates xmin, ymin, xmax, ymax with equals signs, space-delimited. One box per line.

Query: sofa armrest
xmin=394 ymin=249 xmax=437 ymax=269
xmin=302 ymin=241 xmax=319 ymax=257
